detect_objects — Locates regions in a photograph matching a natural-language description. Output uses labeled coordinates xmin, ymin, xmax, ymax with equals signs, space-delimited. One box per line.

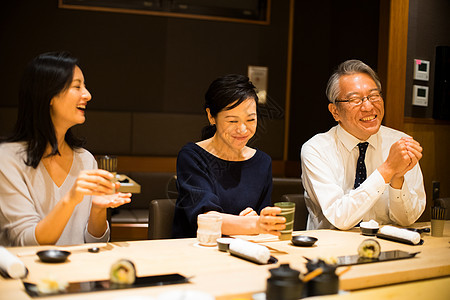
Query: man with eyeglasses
xmin=301 ymin=59 xmax=425 ymax=230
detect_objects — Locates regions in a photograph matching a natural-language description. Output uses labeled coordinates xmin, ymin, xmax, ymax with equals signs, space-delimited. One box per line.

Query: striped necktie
xmin=354 ymin=142 xmax=369 ymax=189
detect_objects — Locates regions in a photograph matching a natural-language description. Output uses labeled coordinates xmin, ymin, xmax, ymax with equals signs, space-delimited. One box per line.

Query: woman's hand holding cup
xmin=257 ymin=207 xmax=286 ymax=236
xmin=69 ymin=169 xmax=130 ymax=208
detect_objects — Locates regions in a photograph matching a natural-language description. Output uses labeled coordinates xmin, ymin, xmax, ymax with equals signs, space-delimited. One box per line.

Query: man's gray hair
xmin=326 ymin=60 xmax=382 ymax=104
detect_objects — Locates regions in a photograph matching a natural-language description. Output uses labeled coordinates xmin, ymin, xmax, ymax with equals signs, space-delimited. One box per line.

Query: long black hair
xmin=3 ymin=51 xmax=85 ymax=168
xmin=201 ymin=74 xmax=258 ymax=139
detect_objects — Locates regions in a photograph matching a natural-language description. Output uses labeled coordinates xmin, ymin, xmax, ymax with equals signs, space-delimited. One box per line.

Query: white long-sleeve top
xmin=0 ymin=142 xmax=109 ymax=246
xmin=301 ymin=125 xmax=426 ymax=230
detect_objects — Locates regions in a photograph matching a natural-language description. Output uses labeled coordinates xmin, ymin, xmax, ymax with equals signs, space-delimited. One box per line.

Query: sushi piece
xmin=36 ymin=275 xmax=68 ymax=294
xmin=110 ymin=259 xmax=136 ymax=285
xmin=357 ymin=239 xmax=381 ymax=259
xmin=317 ymin=256 xmax=338 ymax=265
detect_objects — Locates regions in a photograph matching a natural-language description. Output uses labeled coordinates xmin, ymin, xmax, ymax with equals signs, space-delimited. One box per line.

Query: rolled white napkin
xmin=378 ymin=225 xmax=421 ymax=245
xmin=228 ymin=239 xmax=270 ymax=264
xmin=0 ymin=246 xmax=28 ymax=279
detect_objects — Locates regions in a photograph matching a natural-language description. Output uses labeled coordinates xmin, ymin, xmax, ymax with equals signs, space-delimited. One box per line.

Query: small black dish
xmin=360 ymin=227 xmax=379 ymax=236
xmin=406 ymin=227 xmax=430 ymax=234
xmin=229 ymin=250 xmax=278 ymax=265
xmin=268 ymin=256 xmax=278 ymax=264
xmin=292 ymin=235 xmax=318 ymax=247
xmin=88 ymin=247 xmax=100 ymax=253
xmin=0 ymin=266 xmax=29 ymax=279
xmin=37 ymin=250 xmax=71 ymax=263
xmin=216 ymin=238 xmax=234 ymax=252
xmin=376 ymin=233 xmax=424 ymax=246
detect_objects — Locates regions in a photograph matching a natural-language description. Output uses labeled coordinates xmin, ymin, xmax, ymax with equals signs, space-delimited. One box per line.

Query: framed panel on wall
xmin=59 ymin=0 xmax=271 ymax=25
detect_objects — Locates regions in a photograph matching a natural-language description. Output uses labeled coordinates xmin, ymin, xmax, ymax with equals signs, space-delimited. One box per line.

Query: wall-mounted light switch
xmin=413 ymin=59 xmax=430 ymax=81
xmin=412 ymin=85 xmax=428 ymax=107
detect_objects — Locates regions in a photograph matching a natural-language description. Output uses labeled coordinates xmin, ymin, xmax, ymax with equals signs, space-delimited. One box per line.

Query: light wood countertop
xmin=1 ymin=222 xmax=449 ymax=299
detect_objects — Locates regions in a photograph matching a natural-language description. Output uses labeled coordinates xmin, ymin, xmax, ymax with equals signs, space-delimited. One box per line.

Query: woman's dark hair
xmin=201 ymin=74 xmax=258 ymax=139
xmin=4 ymin=51 xmax=85 ymax=168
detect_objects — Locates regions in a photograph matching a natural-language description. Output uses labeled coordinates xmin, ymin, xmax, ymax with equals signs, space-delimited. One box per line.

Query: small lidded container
xmin=305 ymin=259 xmax=339 ymax=297
xmin=266 ymin=263 xmax=303 ymax=300
xmin=197 ymin=214 xmax=222 ymax=246
xmin=360 ymin=220 xmax=379 ymax=236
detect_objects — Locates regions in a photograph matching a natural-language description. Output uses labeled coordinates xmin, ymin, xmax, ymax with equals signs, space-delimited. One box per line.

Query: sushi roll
xmin=357 ymin=239 xmax=381 ymax=259
xmin=110 ymin=259 xmax=136 ymax=285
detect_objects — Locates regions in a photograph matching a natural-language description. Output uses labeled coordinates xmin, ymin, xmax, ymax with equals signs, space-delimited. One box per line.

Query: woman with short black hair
xmin=173 ymin=74 xmax=286 ymax=238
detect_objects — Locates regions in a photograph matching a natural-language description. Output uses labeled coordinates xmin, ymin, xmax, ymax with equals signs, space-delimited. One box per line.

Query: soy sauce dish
xmin=291 ymin=235 xmax=318 ymax=247
xmin=217 ymin=238 xmax=235 ymax=252
xmin=37 ymin=250 xmax=71 ymax=263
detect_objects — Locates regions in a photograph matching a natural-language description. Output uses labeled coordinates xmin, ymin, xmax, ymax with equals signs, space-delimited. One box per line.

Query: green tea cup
xmin=274 ymin=202 xmax=296 ymax=240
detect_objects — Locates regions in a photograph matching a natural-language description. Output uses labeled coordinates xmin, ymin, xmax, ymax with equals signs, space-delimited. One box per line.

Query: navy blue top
xmin=172 ymin=142 xmax=273 ymax=238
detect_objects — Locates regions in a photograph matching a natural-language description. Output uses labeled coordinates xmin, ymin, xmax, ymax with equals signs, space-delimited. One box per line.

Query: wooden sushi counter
xmin=1 ymin=221 xmax=449 ymax=300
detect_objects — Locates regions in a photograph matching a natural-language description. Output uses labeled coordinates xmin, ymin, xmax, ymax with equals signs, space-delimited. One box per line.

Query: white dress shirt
xmin=301 ymin=125 xmax=426 ymax=230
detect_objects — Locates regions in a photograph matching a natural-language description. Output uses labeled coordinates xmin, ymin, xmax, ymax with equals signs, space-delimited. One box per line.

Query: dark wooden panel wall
xmin=405 ymin=0 xmax=450 ymax=119
xmin=403 ymin=0 xmax=450 ymax=219
xmin=0 ymin=0 xmax=289 ymax=160
xmin=0 ymin=0 xmax=380 ymax=167
xmin=287 ymin=0 xmax=380 ymax=163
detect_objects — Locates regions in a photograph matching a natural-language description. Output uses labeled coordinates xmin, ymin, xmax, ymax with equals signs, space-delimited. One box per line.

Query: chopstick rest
xmin=0 ymin=246 xmax=28 ymax=279
xmin=378 ymin=226 xmax=421 ymax=245
xmin=229 ymin=239 xmax=271 ymax=264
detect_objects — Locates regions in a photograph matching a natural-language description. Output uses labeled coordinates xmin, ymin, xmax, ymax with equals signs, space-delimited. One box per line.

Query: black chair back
xmin=148 ymin=199 xmax=177 ymax=239
xmin=271 ymin=178 xmax=304 ymax=205
xmin=281 ymin=194 xmax=308 ymax=231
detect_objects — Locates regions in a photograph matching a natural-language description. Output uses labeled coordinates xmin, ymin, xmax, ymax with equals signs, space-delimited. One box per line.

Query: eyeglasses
xmin=335 ymin=92 xmax=383 ymax=106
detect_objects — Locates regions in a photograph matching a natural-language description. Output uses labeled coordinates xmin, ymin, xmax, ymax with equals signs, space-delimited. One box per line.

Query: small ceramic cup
xmin=97 ymin=155 xmax=117 ymax=194
xmin=431 ymin=219 xmax=445 ymax=237
xmin=197 ymin=214 xmax=222 ymax=246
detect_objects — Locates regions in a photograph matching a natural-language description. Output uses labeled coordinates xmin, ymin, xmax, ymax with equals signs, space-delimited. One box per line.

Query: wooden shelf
xmin=117 ymin=174 xmax=141 ymax=194
xmin=111 ymin=223 xmax=148 ymax=241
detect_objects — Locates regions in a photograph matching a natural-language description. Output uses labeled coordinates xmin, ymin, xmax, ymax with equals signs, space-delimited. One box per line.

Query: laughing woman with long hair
xmin=0 ymin=52 xmax=131 ymax=246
